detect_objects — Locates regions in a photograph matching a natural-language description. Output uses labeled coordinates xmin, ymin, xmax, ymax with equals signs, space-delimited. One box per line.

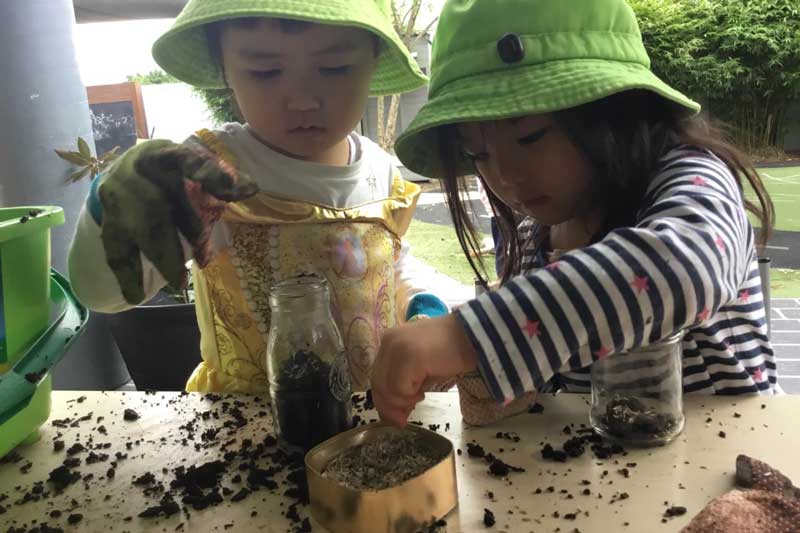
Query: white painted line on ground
xmin=776 ymin=358 xmax=800 ymax=362
xmin=774 ymin=309 xmax=788 ymax=320
xmin=766 ymin=245 xmax=790 ymax=251
xmin=771 ymin=331 xmax=800 ymax=333
xmin=780 ymin=375 xmax=800 ymax=379
xmin=761 ymin=172 xmax=800 ymax=181
xmin=772 ymin=343 xmax=800 ymax=347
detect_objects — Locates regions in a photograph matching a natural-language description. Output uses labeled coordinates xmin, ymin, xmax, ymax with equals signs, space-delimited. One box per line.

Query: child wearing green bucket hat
xmin=370 ymin=0 xmax=779 ymax=428
xmin=68 ymin=0 xmax=449 ymax=394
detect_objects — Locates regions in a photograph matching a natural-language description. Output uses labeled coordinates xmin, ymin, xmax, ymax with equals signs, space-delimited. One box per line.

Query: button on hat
xmin=497 ymin=33 xmax=525 ymax=64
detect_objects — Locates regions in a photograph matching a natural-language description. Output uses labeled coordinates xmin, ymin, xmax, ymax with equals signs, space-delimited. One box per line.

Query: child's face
xmin=220 ymin=20 xmax=378 ymax=162
xmin=457 ymin=115 xmax=594 ymax=225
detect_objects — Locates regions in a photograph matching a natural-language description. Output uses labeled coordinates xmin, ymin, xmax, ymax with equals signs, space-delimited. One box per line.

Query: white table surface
xmin=1 ymin=391 xmax=798 ymax=532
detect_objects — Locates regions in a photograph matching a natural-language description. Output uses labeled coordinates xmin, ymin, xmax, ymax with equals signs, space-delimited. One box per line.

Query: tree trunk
xmin=383 ymin=94 xmax=402 ymax=150
xmin=376 ymin=95 xmax=386 ymax=149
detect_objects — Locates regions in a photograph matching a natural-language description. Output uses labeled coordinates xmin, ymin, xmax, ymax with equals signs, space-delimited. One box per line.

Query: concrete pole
xmin=0 ymin=0 xmax=130 ymax=389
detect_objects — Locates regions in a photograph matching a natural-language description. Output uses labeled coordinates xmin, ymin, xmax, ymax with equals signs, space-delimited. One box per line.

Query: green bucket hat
xmin=395 ymin=0 xmax=702 ymax=179
xmin=152 ymin=0 xmax=427 ymax=96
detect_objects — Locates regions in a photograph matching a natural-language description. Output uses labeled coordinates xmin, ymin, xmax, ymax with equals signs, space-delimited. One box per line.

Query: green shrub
xmin=630 ymin=0 xmax=800 ymax=150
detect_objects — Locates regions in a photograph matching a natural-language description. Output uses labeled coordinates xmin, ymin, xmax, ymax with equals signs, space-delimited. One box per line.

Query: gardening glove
xmin=95 ymin=139 xmax=259 ymax=304
xmin=682 ymin=455 xmax=800 ymax=533
xmin=456 ymin=371 xmax=537 ymax=426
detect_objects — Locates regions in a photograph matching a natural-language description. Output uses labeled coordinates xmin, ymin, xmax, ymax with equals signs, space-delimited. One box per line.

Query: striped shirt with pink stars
xmin=455 ymin=146 xmax=777 ymax=402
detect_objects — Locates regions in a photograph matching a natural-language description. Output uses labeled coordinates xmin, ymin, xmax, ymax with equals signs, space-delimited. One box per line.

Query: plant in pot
xmin=55 ymin=138 xmax=202 ymax=391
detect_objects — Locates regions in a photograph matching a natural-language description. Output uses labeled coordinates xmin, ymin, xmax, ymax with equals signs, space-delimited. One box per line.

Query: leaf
xmin=99 ymin=146 xmax=120 ymax=161
xmin=54 ymin=149 xmax=89 ymax=166
xmin=68 ymin=167 xmax=91 ymax=183
xmin=77 ymin=137 xmax=92 ymax=159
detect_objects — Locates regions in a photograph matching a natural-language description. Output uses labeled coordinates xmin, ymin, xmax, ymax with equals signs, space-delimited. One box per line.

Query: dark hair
xmin=205 ymin=18 xmax=312 ymax=83
xmin=204 ymin=17 xmax=382 ymax=84
xmin=438 ymin=90 xmax=775 ymax=287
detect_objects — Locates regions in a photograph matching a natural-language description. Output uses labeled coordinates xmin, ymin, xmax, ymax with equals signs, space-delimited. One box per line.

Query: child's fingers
xmin=373 ymin=386 xmax=424 ymax=428
xmin=374 ymin=392 xmax=414 ymax=428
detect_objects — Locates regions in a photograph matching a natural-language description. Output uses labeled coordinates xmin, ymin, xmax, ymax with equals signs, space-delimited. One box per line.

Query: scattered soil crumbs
xmin=47 ymin=466 xmax=80 ymax=491
xmin=495 ymin=432 xmax=520 ymax=443
xmin=322 ymin=431 xmax=447 ymax=490
xmin=483 ymin=508 xmax=496 ymax=527
xmin=1 ymin=392 xmax=320 ymax=533
xmin=663 ymin=505 xmax=687 ymax=519
xmin=541 ymin=428 xmax=626 ymax=462
xmin=463 ymin=441 xmax=525 ymax=477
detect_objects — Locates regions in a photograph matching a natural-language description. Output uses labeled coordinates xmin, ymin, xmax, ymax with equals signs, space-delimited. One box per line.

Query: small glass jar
xmin=266 ymin=274 xmax=352 ymax=452
xmin=590 ymin=332 xmax=685 ymax=446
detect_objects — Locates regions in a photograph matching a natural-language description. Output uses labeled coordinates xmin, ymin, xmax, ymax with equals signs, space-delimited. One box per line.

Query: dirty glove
xmin=456 ymin=371 xmax=537 ymax=426
xmin=682 ymin=455 xmax=800 ymax=533
xmin=95 ymin=139 xmax=259 ymax=304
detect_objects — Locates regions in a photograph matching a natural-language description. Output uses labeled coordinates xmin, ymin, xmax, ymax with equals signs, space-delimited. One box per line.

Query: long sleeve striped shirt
xmin=455 ymin=146 xmax=778 ymax=402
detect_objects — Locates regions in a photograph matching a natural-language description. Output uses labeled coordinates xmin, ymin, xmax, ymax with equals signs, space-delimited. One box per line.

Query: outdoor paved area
xmin=771 ymin=299 xmax=800 ymax=394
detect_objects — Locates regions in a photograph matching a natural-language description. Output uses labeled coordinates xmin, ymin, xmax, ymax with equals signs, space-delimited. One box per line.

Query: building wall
xmin=140 ymin=83 xmax=216 ymax=141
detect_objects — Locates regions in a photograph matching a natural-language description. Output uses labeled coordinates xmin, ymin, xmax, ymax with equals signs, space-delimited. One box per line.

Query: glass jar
xmin=266 ymin=274 xmax=352 ymax=452
xmin=590 ymin=332 xmax=685 ymax=446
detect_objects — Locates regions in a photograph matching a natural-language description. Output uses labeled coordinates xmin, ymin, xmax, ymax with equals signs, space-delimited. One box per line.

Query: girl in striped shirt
xmin=371 ymin=0 xmax=778 ymax=427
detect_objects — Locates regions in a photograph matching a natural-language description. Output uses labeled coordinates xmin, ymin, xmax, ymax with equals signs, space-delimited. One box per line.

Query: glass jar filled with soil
xmin=266 ymin=274 xmax=352 ymax=452
xmin=590 ymin=332 xmax=685 ymax=446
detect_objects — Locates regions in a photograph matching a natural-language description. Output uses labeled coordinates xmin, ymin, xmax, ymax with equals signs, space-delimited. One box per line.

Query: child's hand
xmin=371 ymin=314 xmax=479 ymax=427
xmin=97 ymin=139 xmax=259 ymax=304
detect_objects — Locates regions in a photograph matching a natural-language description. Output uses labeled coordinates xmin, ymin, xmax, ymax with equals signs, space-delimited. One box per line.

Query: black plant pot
xmin=107 ymin=293 xmax=201 ymax=391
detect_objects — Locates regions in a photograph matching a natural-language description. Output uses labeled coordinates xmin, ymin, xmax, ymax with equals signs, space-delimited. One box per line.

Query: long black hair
xmin=437 ymin=90 xmax=775 ymax=286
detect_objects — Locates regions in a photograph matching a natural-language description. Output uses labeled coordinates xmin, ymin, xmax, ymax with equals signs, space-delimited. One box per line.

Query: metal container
xmin=305 ymin=423 xmax=458 ymax=533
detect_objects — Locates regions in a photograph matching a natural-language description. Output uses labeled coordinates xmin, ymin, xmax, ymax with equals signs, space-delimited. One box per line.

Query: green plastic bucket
xmin=0 ymin=207 xmax=64 ymax=372
xmin=0 ymin=207 xmax=87 ymax=458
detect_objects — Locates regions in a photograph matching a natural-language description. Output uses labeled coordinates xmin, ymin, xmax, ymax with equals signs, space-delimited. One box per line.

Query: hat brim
xmin=152 ymin=0 xmax=427 ymax=96
xmin=396 ymin=59 xmax=701 ymax=178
